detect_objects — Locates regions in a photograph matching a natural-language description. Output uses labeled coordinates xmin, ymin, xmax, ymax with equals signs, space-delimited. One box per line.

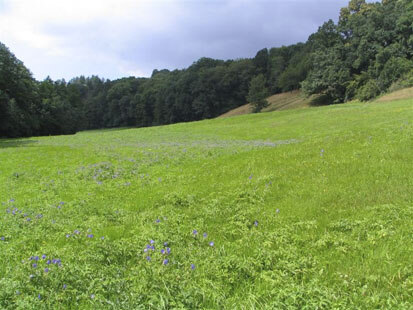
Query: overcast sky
xmin=0 ymin=0 xmax=350 ymax=81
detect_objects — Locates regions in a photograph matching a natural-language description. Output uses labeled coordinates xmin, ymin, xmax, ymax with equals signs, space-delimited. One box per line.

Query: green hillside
xmin=219 ymin=90 xmax=320 ymax=118
xmin=0 ymin=98 xmax=412 ymax=308
xmin=220 ymin=86 xmax=413 ymax=118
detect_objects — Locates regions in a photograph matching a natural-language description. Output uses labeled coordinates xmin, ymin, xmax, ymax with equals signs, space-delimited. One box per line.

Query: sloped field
xmin=219 ymin=90 xmax=312 ymax=118
xmin=0 ymin=99 xmax=412 ymax=309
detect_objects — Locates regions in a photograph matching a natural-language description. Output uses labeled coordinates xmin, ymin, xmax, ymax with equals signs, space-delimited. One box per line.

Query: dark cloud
xmin=115 ymin=0 xmax=349 ymax=76
xmin=0 ymin=0 xmax=350 ymax=80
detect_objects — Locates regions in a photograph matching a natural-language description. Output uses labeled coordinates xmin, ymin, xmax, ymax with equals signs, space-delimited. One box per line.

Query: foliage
xmin=0 ymin=43 xmax=39 ymax=137
xmin=388 ymin=69 xmax=413 ymax=92
xmin=303 ymin=0 xmax=413 ymax=102
xmin=247 ymin=74 xmax=269 ymax=112
xmin=355 ymin=79 xmax=381 ymax=101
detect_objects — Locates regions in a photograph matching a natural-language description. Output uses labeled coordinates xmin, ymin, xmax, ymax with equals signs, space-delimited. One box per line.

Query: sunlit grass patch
xmin=0 ymin=99 xmax=412 ymax=308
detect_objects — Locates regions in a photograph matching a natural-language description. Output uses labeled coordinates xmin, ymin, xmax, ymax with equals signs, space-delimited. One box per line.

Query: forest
xmin=1 ymin=0 xmax=413 ymax=138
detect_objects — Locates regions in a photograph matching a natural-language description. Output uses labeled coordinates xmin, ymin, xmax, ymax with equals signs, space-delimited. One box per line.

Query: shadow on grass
xmin=309 ymin=94 xmax=334 ymax=106
xmin=0 ymin=139 xmax=38 ymax=149
xmin=78 ymin=127 xmax=135 ymax=134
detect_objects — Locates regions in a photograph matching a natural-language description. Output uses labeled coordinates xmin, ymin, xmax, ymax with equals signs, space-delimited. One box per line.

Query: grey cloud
xmin=5 ymin=0 xmax=351 ymax=80
xmin=113 ymin=0 xmax=349 ymax=76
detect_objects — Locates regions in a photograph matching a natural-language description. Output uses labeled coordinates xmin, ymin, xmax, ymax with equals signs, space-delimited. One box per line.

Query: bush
xmin=378 ymin=57 xmax=413 ymax=90
xmin=388 ymin=69 xmax=413 ymax=92
xmin=356 ymin=79 xmax=381 ymax=101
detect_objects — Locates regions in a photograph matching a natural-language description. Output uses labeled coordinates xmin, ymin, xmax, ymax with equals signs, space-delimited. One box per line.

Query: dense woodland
xmin=1 ymin=0 xmax=413 ymax=138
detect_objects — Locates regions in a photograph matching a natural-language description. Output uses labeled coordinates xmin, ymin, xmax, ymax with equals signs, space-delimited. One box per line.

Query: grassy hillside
xmin=0 ymin=98 xmax=412 ymax=309
xmin=220 ymin=86 xmax=413 ymax=119
xmin=219 ymin=90 xmax=314 ymax=118
xmin=376 ymin=86 xmax=413 ymax=103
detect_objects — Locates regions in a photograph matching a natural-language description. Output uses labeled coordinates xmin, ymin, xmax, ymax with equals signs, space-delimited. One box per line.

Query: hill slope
xmin=219 ymin=90 xmax=319 ymax=118
xmin=376 ymin=86 xmax=413 ymax=103
xmin=0 ymin=98 xmax=412 ymax=308
xmin=220 ymin=86 xmax=413 ymax=118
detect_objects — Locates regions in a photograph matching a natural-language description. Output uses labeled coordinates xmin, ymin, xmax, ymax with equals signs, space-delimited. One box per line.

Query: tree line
xmin=1 ymin=0 xmax=412 ymax=138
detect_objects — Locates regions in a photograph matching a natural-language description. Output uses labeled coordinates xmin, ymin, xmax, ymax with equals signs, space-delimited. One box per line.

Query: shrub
xmin=356 ymin=79 xmax=381 ymax=101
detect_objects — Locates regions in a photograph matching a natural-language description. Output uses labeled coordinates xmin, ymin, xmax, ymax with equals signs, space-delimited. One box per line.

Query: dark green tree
xmin=247 ymin=74 xmax=269 ymax=112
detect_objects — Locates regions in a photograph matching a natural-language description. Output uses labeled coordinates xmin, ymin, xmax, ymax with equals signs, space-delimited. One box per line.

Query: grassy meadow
xmin=0 ymin=98 xmax=412 ymax=309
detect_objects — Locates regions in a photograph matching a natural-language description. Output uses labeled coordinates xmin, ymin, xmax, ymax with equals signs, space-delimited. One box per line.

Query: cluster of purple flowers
xmin=143 ymin=240 xmax=173 ymax=265
xmin=192 ymin=230 xmax=208 ymax=239
xmin=65 ymin=229 xmax=104 ymax=240
xmin=8 ymin=207 xmax=21 ymax=215
xmin=5 ymin=206 xmax=43 ymax=223
xmin=28 ymin=255 xmax=62 ymax=275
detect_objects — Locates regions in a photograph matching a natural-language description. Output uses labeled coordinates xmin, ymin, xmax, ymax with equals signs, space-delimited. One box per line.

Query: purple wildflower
xmin=166 ymin=247 xmax=171 ymax=254
xmin=34 ymin=256 xmax=39 ymax=261
xmin=209 ymin=241 xmax=214 ymax=247
xmin=191 ymin=264 xmax=196 ymax=270
xmin=161 ymin=249 xmax=165 ymax=254
xmin=26 ymin=218 xmax=31 ymax=222
xmin=38 ymin=294 xmax=41 ymax=300
xmin=66 ymin=234 xmax=70 ymax=238
xmin=63 ymin=284 xmax=67 ymax=290
xmin=193 ymin=229 xmax=198 ymax=235
xmin=146 ymin=256 xmax=151 ymax=261
xmin=163 ymin=242 xmax=168 ymax=246
xmin=254 ymin=220 xmax=259 ymax=227
xmin=249 ymin=174 xmax=253 ymax=180
xmin=101 ymin=236 xmax=104 ymax=240
xmin=155 ymin=219 xmax=161 ymax=223
xmin=0 ymin=236 xmax=4 ymax=241
xmin=203 ymin=232 xmax=207 ymax=238
xmin=163 ymin=259 xmax=169 ymax=265
xmin=32 ymin=263 xmax=37 ymax=268
xmin=44 ymin=268 xmax=49 ymax=273
xmin=42 ymin=254 xmax=46 ymax=259
xmin=150 ymin=239 xmax=155 ymax=244
xmin=46 ymin=260 xmax=51 ymax=265
xmin=87 ymin=234 xmax=94 ymax=238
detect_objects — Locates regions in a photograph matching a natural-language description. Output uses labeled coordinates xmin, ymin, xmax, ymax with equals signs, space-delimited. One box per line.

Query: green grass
xmin=0 ymin=99 xmax=412 ymax=309
xmin=219 ymin=90 xmax=312 ymax=118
